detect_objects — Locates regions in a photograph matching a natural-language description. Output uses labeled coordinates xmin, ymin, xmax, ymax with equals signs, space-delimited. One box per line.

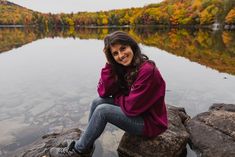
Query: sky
xmin=7 ymin=0 xmax=163 ymax=13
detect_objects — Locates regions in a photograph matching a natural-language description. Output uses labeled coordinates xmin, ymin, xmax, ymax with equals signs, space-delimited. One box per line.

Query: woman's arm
xmin=119 ymin=63 xmax=166 ymax=116
xmin=97 ymin=63 xmax=118 ymax=97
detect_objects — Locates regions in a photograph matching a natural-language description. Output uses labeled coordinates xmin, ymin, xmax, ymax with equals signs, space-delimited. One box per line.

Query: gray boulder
xmin=186 ymin=103 xmax=235 ymax=157
xmin=117 ymin=105 xmax=190 ymax=157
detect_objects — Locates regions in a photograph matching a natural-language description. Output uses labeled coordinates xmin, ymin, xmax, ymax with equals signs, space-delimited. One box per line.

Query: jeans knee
xmin=93 ymin=104 xmax=112 ymax=117
xmin=90 ymin=97 xmax=104 ymax=110
xmin=91 ymin=97 xmax=113 ymax=110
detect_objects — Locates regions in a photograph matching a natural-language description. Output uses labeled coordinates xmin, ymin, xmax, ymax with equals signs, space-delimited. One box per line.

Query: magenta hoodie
xmin=97 ymin=61 xmax=168 ymax=137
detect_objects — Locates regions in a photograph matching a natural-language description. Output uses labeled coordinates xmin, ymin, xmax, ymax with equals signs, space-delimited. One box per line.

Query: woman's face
xmin=110 ymin=44 xmax=134 ymax=66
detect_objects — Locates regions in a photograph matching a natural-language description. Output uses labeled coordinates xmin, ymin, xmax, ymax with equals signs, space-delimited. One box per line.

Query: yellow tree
xmin=199 ymin=4 xmax=220 ymax=24
xmin=225 ymin=8 xmax=235 ymax=24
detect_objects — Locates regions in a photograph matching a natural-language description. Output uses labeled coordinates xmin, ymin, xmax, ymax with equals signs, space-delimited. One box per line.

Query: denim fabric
xmin=75 ymin=97 xmax=144 ymax=152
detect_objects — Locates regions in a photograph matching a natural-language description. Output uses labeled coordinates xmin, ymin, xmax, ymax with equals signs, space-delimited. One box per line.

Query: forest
xmin=0 ymin=0 xmax=235 ymax=27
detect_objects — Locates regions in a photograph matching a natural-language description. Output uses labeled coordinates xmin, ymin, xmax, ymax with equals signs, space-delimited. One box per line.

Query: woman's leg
xmin=75 ymin=103 xmax=144 ymax=152
xmin=88 ymin=97 xmax=115 ymax=121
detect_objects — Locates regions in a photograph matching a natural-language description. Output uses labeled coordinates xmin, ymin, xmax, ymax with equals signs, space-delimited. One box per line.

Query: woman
xmin=50 ymin=31 xmax=168 ymax=157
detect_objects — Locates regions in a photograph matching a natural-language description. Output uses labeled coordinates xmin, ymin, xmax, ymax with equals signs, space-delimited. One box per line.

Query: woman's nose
xmin=118 ymin=51 xmax=125 ymax=59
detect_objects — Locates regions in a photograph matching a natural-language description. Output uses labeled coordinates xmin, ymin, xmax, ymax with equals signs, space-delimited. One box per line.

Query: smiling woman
xmin=49 ymin=31 xmax=168 ymax=157
xmin=7 ymin=0 xmax=163 ymax=13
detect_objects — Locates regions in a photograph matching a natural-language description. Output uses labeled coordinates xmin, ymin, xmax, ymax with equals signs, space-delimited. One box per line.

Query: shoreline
xmin=0 ymin=24 xmax=235 ymax=30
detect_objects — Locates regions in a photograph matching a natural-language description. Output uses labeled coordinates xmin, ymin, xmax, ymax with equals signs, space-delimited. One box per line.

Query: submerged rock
xmin=117 ymin=105 xmax=190 ymax=157
xmin=186 ymin=103 xmax=235 ymax=157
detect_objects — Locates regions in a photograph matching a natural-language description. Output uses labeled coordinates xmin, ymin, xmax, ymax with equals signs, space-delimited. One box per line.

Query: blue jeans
xmin=75 ymin=97 xmax=144 ymax=152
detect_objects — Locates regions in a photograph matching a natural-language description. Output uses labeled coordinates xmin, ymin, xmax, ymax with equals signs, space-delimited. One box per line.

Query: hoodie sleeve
xmin=119 ymin=63 xmax=166 ymax=116
xmin=97 ymin=63 xmax=119 ymax=97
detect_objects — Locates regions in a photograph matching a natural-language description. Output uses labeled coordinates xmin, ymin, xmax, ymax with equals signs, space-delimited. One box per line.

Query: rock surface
xmin=117 ymin=105 xmax=190 ymax=157
xmin=186 ymin=103 xmax=235 ymax=157
xmin=10 ymin=128 xmax=81 ymax=157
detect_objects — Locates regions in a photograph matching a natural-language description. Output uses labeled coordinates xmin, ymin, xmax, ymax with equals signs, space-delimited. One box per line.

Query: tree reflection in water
xmin=0 ymin=26 xmax=235 ymax=75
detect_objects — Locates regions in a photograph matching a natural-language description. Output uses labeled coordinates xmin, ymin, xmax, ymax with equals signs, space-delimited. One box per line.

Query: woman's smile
xmin=110 ymin=44 xmax=134 ymax=66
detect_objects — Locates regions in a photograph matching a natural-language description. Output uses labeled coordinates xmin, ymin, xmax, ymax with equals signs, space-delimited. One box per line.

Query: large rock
xmin=117 ymin=105 xmax=190 ymax=157
xmin=186 ymin=103 xmax=235 ymax=157
xmin=9 ymin=128 xmax=82 ymax=157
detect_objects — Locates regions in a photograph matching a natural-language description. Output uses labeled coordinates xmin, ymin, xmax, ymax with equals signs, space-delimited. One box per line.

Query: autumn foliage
xmin=0 ymin=0 xmax=235 ymax=26
xmin=225 ymin=7 xmax=235 ymax=24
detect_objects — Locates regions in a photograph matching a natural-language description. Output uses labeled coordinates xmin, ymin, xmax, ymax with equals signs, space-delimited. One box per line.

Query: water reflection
xmin=134 ymin=28 xmax=235 ymax=75
xmin=1 ymin=27 xmax=235 ymax=75
xmin=0 ymin=38 xmax=104 ymax=156
xmin=0 ymin=27 xmax=234 ymax=157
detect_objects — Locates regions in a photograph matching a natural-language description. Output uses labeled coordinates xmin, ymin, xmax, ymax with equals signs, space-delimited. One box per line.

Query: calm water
xmin=0 ymin=27 xmax=235 ymax=157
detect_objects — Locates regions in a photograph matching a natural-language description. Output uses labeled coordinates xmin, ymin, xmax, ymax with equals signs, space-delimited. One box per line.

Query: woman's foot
xmin=50 ymin=141 xmax=94 ymax=157
xmin=50 ymin=141 xmax=80 ymax=157
xmin=59 ymin=139 xmax=74 ymax=147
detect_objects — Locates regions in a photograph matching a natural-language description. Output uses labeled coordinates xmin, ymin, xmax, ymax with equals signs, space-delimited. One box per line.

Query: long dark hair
xmin=103 ymin=31 xmax=149 ymax=94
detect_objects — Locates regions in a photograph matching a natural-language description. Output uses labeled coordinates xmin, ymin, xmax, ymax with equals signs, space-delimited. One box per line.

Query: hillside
xmin=0 ymin=0 xmax=235 ymax=26
xmin=0 ymin=0 xmax=37 ymax=25
xmin=137 ymin=0 xmax=235 ymax=25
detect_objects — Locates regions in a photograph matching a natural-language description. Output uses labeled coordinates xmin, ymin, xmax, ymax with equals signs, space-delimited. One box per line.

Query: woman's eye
xmin=120 ymin=46 xmax=126 ymax=51
xmin=112 ymin=52 xmax=118 ymax=56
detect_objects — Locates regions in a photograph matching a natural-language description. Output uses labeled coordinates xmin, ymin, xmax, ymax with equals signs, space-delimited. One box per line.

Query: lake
xmin=0 ymin=27 xmax=235 ymax=157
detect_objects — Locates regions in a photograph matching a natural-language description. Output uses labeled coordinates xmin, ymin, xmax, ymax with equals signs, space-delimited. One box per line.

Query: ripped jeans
xmin=74 ymin=97 xmax=144 ymax=152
